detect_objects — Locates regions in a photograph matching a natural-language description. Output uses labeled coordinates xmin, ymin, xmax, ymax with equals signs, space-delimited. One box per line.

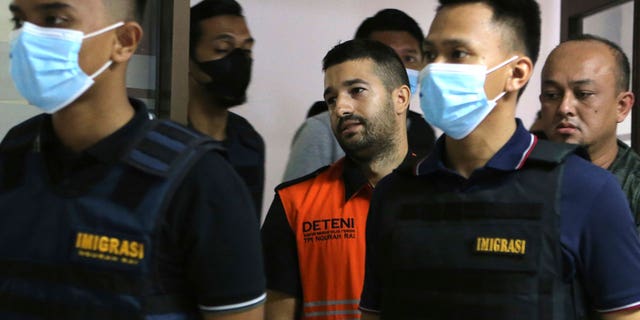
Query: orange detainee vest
xmin=278 ymin=158 xmax=372 ymax=320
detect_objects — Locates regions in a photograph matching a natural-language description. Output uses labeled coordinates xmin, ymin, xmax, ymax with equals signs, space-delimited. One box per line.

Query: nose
xmin=558 ymin=92 xmax=576 ymax=117
xmin=334 ymin=95 xmax=354 ymax=118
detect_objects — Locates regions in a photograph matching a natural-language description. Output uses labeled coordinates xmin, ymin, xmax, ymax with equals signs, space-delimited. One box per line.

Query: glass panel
xmin=582 ymin=0 xmax=634 ymax=144
xmin=127 ymin=0 xmax=161 ymax=115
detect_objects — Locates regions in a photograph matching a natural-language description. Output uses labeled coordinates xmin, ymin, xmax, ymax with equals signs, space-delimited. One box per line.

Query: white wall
xmin=0 ymin=0 xmax=562 ymax=220
xmin=234 ymin=0 xmax=562 ymax=219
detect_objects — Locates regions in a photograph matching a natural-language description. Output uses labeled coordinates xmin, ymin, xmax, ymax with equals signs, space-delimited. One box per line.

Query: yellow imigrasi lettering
xmin=475 ymin=237 xmax=526 ymax=255
xmin=75 ymin=232 xmax=145 ymax=261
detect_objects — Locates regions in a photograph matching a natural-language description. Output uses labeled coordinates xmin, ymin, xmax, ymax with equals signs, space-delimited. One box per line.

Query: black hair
xmin=438 ymin=0 xmax=541 ymax=66
xmin=354 ymin=9 xmax=425 ymax=51
xmin=189 ymin=0 xmax=244 ymax=56
xmin=323 ymin=39 xmax=409 ymax=91
xmin=568 ymin=34 xmax=631 ymax=92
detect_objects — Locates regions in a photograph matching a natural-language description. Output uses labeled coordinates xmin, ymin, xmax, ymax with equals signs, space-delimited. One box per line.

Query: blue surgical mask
xmin=406 ymin=68 xmax=419 ymax=94
xmin=9 ymin=21 xmax=124 ymax=114
xmin=418 ymin=56 xmax=518 ymax=139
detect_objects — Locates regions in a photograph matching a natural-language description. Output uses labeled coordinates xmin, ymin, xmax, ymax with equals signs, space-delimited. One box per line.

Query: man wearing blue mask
xmin=360 ymin=0 xmax=640 ymax=319
xmin=0 ymin=0 xmax=265 ymax=319
xmin=282 ymin=8 xmax=435 ymax=182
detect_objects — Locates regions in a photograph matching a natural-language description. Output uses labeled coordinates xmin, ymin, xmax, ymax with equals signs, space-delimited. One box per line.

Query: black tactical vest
xmin=0 ymin=115 xmax=222 ymax=320
xmin=381 ymin=140 xmax=592 ymax=320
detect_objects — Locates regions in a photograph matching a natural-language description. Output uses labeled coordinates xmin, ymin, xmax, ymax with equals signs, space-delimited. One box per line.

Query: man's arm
xmin=261 ymin=194 xmax=303 ymax=319
xmin=203 ymin=305 xmax=265 ymax=320
xmin=361 ymin=311 xmax=381 ymax=320
xmin=265 ymin=289 xmax=299 ymax=320
xmin=602 ymin=309 xmax=640 ymax=320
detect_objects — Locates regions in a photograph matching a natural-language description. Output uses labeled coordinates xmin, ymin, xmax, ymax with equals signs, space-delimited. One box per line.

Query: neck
xmin=188 ymin=80 xmax=229 ymax=141
xmin=444 ymin=102 xmax=516 ymax=178
xmin=589 ymin=136 xmax=620 ymax=170
xmin=357 ymin=132 xmax=409 ymax=187
xmin=51 ymin=75 xmax=134 ymax=152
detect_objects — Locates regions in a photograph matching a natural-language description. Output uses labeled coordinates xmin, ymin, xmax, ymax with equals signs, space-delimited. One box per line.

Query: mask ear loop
xmin=83 ymin=21 xmax=125 ymax=39
xmin=486 ymin=55 xmax=519 ymax=74
xmin=84 ymin=22 xmax=124 ymax=79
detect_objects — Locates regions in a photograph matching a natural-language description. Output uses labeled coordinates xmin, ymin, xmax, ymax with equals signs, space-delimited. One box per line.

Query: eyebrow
xmin=9 ymin=2 xmax=71 ymax=14
xmin=542 ymin=79 xmax=594 ymax=87
xmin=213 ymin=34 xmax=255 ymax=46
xmin=323 ymin=78 xmax=369 ymax=98
xmin=424 ymin=38 xmax=472 ymax=48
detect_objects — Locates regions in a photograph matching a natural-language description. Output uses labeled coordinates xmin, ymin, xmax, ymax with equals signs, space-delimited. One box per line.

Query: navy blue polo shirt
xmin=360 ymin=119 xmax=640 ymax=314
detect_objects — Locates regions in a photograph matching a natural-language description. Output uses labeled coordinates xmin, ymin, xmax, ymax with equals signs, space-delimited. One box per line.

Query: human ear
xmin=616 ymin=91 xmax=634 ymax=123
xmin=393 ymin=85 xmax=411 ymax=114
xmin=506 ymin=56 xmax=533 ymax=93
xmin=111 ymin=22 xmax=143 ymax=63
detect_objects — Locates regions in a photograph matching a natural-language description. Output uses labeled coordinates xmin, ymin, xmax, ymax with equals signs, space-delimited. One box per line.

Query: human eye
xmin=451 ymin=49 xmax=469 ymax=60
xmin=540 ymin=90 xmax=561 ymax=102
xmin=423 ymin=49 xmax=436 ymax=62
xmin=325 ymin=95 xmax=336 ymax=107
xmin=574 ymin=90 xmax=595 ymax=100
xmin=10 ymin=16 xmax=23 ymax=30
xmin=403 ymin=55 xmax=418 ymax=64
xmin=43 ymin=15 xmax=68 ymax=27
xmin=349 ymin=87 xmax=365 ymax=96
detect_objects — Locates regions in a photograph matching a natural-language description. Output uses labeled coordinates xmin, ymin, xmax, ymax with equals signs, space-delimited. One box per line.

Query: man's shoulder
xmin=0 ymin=114 xmax=48 ymax=151
xmin=227 ymin=111 xmax=264 ymax=148
xmin=278 ymin=158 xmax=348 ymax=193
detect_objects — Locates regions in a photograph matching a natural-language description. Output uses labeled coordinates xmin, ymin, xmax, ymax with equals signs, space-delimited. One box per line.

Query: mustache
xmin=338 ymin=114 xmax=367 ymax=129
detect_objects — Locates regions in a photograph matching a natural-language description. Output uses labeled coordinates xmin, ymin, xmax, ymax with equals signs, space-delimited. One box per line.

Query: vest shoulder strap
xmin=113 ymin=119 xmax=224 ymax=212
xmin=0 ymin=115 xmax=47 ymax=189
xmin=276 ymin=165 xmax=331 ymax=191
xmin=122 ymin=119 xmax=224 ymax=177
xmin=527 ymin=139 xmax=589 ymax=166
xmin=0 ymin=114 xmax=47 ymax=152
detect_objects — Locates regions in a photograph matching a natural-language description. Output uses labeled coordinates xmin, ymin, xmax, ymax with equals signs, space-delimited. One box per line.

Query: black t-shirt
xmin=38 ymin=99 xmax=266 ymax=312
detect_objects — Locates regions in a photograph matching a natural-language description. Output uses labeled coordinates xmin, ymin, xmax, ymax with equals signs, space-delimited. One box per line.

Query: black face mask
xmin=196 ymin=48 xmax=253 ymax=108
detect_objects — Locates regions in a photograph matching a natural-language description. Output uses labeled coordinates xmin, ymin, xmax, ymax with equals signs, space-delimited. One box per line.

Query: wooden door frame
xmin=562 ymin=0 xmax=640 ymax=151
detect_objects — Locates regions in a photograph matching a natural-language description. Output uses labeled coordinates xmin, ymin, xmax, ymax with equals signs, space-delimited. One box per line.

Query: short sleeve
xmin=561 ymin=156 xmax=640 ymax=312
xmin=261 ymin=193 xmax=302 ymax=297
xmin=282 ymin=113 xmax=344 ymax=182
xmin=164 ymin=151 xmax=266 ymax=313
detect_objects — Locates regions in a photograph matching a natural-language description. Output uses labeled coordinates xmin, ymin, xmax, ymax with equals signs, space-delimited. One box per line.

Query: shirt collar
xmin=83 ymin=98 xmax=150 ymax=164
xmin=42 ymin=98 xmax=151 ymax=165
xmin=418 ymin=119 xmax=537 ymax=175
xmin=343 ymin=151 xmax=418 ymax=200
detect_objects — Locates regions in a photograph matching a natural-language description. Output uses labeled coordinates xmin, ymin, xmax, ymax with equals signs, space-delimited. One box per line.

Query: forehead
xmin=11 ymin=0 xmax=102 ymax=13
xmin=427 ymin=4 xmax=504 ymax=51
xmin=543 ymin=41 xmax=617 ymax=81
xmin=199 ymin=15 xmax=250 ymax=37
xmin=324 ymin=59 xmax=381 ymax=85
xmin=369 ymin=31 xmax=420 ymax=51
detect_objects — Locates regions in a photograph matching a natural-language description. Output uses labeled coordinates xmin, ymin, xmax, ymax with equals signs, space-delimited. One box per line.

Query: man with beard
xmin=282 ymin=8 xmax=435 ymax=182
xmin=188 ymin=0 xmax=264 ymax=217
xmin=261 ymin=39 xmax=415 ymax=319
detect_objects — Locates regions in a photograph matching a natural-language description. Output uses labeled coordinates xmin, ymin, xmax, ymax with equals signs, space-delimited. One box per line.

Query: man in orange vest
xmin=262 ymin=39 xmax=416 ymax=319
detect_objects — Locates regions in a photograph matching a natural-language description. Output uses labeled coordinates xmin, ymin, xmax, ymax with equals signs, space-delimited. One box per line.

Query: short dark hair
xmin=189 ymin=0 xmax=244 ymax=56
xmin=354 ymin=9 xmax=425 ymax=50
xmin=323 ymin=39 xmax=409 ymax=91
xmin=567 ymin=34 xmax=631 ymax=92
xmin=438 ymin=0 xmax=541 ymax=66
xmin=105 ymin=0 xmax=147 ymax=21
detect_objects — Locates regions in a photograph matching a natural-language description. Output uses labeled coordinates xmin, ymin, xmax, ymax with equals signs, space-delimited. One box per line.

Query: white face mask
xmin=418 ymin=56 xmax=519 ymax=139
xmin=10 ymin=21 xmax=124 ymax=113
